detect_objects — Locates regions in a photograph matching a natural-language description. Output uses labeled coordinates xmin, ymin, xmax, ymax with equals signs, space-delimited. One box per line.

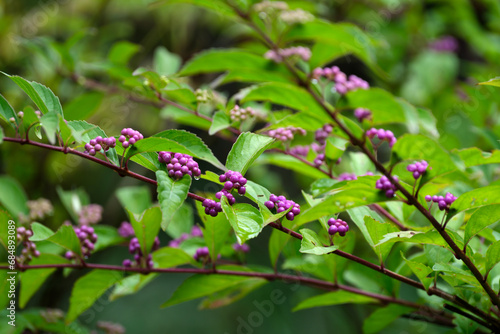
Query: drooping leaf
xmin=154 ymin=46 xmax=182 ymax=76
xmin=486 ymin=241 xmax=500 ymax=274
xmin=299 ymin=229 xmax=338 ymax=255
xmin=161 ymin=274 xmax=257 ymax=308
xmin=221 ymin=200 xmax=265 ymax=244
xmin=226 ymin=132 xmax=274 ymax=175
xmin=0 ymin=94 xmax=18 ymax=126
xmin=66 ymin=270 xmax=122 ymax=323
xmin=165 ymin=203 xmax=194 ymax=239
xmin=364 ymin=216 xmax=399 ymax=262
xmin=109 ymin=273 xmax=158 ymax=302
xmin=39 ymin=112 xmax=58 ymax=144
xmin=362 ymin=304 xmax=414 ymax=334
xmin=115 ymin=186 xmax=152 ymax=215
xmin=293 ymin=290 xmax=377 ymax=311
xmin=209 ymin=110 xmax=231 ymax=135
xmin=401 ymin=252 xmax=434 ymax=291
xmin=2 ymin=72 xmax=64 ymax=117
xmin=199 ymin=278 xmax=267 ymax=309
xmin=156 ymin=171 xmax=191 ymax=231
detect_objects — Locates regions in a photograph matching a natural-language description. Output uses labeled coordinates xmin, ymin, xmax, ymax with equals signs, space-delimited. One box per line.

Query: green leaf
xmin=293 ymin=290 xmax=377 ymax=311
xmin=0 ymin=94 xmax=18 ymax=126
xmin=64 ymin=92 xmax=104 ymax=121
xmin=364 ymin=216 xmax=399 ymax=262
xmin=66 ymin=270 xmax=122 ymax=323
xmin=154 ymin=46 xmax=182 ymax=76
xmin=46 ymin=224 xmax=83 ymax=257
xmin=226 ymin=132 xmax=274 ymax=175
xmin=196 ymin=201 xmax=232 ymax=263
xmin=39 ymin=112 xmax=58 ymax=144
xmin=450 ymin=186 xmax=500 ymax=216
xmin=299 ymin=228 xmax=338 ymax=255
xmin=0 ymin=211 xmax=11 ymax=251
xmin=344 ymin=88 xmax=406 ymax=125
xmin=269 ymin=228 xmax=291 ymax=269
xmin=20 ymin=254 xmax=69 ymax=308
xmin=157 ymin=0 xmax=236 ymax=18
xmin=156 ymin=171 xmax=191 ymax=231
xmin=296 ymin=177 xmax=389 ymax=225
xmin=256 ymin=153 xmax=328 ymax=179
xmin=2 ymin=73 xmax=64 ymax=117
xmin=161 ymin=274 xmax=256 ymax=308
xmin=56 ymin=187 xmax=89 ymax=223
xmin=478 ymin=77 xmax=500 ymax=87
xmin=199 ymin=278 xmax=266 ymax=309
xmin=221 ymin=200 xmax=265 ymax=244
xmin=93 ymin=225 xmax=126 ymax=252
xmin=153 ymin=246 xmax=198 ymax=268
xmin=153 ymin=129 xmax=225 ymax=170
xmin=110 ymin=273 xmax=158 ymax=301
xmin=401 ymin=252 xmax=433 ymax=291
xmin=362 ymin=304 xmax=414 ymax=334
xmin=165 ymin=203 xmax=194 ymax=239
xmin=486 ymin=241 xmax=500 ymax=274
xmin=455 ymin=148 xmax=500 ymax=167
xmin=209 ymin=110 xmax=231 ymax=135
xmin=115 ymin=186 xmax=152 ymax=215
xmin=30 ymin=223 xmax=54 ymax=241
xmin=464 ymin=205 xmax=500 ymax=246
xmin=127 ymin=206 xmax=162 ymax=256
xmin=240 ymin=82 xmax=330 ymax=122
xmin=108 ymin=41 xmax=140 ymax=65
xmin=0 ymin=175 xmax=29 ymax=217
xmin=375 ymin=230 xmax=448 ymax=249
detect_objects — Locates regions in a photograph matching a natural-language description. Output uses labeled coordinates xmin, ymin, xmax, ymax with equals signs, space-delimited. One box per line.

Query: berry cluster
xmin=264 ymin=194 xmax=301 ymax=221
xmin=169 ymin=225 xmax=203 ymax=248
xmin=338 ymin=173 xmax=358 ymax=181
xmin=425 ymin=193 xmax=457 ymax=211
xmin=407 ymin=161 xmax=429 ymax=179
xmin=233 ymin=243 xmax=250 ymax=253
xmin=84 ymin=136 xmax=116 ymax=156
xmin=193 ymin=246 xmax=210 ymax=261
xmin=16 ymin=227 xmax=40 ymax=264
xmin=118 ymin=221 xmax=135 ymax=238
xmin=315 ymin=124 xmax=333 ymax=146
xmin=354 ymin=108 xmax=372 ymax=122
xmin=267 ymin=126 xmax=306 ymax=142
xmin=122 ymin=237 xmax=160 ymax=269
xmin=218 ymin=170 xmax=247 ymax=197
xmin=264 ymin=47 xmax=312 ymax=63
xmin=65 ymin=225 xmax=98 ymax=259
xmin=202 ymin=199 xmax=223 ymax=217
xmin=376 ymin=175 xmax=399 ymax=198
xmin=313 ymin=153 xmax=326 ymax=167
xmin=312 ymin=66 xmax=369 ymax=95
xmin=366 ymin=128 xmax=397 ymax=147
xmin=118 ymin=128 xmax=143 ymax=148
xmin=327 ymin=218 xmax=349 ymax=237
xmin=230 ymin=105 xmax=256 ymax=122
xmin=78 ymin=204 xmax=103 ymax=225
xmin=20 ymin=198 xmax=53 ymax=223
xmin=158 ymin=151 xmax=202 ymax=179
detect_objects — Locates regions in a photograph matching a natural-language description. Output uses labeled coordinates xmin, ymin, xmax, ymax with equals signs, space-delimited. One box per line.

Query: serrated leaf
xmin=127 ymin=206 xmax=162 ymax=256
xmin=464 ymin=205 xmax=500 ymax=246
xmin=66 ymin=270 xmax=122 ymax=323
xmin=455 ymin=147 xmax=500 ymax=167
xmin=20 ymin=254 xmax=69 ymax=308
xmin=478 ymin=77 xmax=500 ymax=87
xmin=2 ymin=72 xmax=63 ymax=117
xmin=0 ymin=175 xmax=29 ymax=217
xmin=486 ymin=241 xmax=500 ymax=274
xmin=115 ymin=186 xmax=152 ymax=215
xmin=450 ymin=186 xmax=500 ymax=216
xmin=195 ymin=200 xmax=232 ymax=263
xmin=221 ymin=200 xmax=264 ymax=244
xmin=362 ymin=304 xmax=414 ymax=334
xmin=364 ymin=216 xmax=399 ymax=262
xmin=209 ymin=110 xmax=231 ymax=135
xmin=156 ymin=171 xmax=191 ymax=231
xmin=0 ymin=94 xmax=18 ymax=126
xmin=240 ymin=82 xmax=330 ymax=122
xmin=161 ymin=274 xmax=254 ymax=308
xmin=293 ymin=290 xmax=376 ymax=311
xmin=299 ymin=228 xmax=338 ymax=255
xmin=226 ymin=132 xmax=274 ymax=175
xmin=39 ymin=112 xmax=58 ymax=144
xmin=109 ymin=273 xmax=158 ymax=302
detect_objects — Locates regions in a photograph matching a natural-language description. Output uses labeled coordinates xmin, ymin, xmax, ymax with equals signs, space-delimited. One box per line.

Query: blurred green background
xmin=1 ymin=0 xmax=500 ymax=333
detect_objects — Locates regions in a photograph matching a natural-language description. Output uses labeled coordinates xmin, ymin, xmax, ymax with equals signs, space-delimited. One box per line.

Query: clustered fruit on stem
xmin=65 ymin=225 xmax=98 ymax=259
xmin=327 ymin=218 xmax=349 ymax=237
xmin=84 ymin=136 xmax=116 ymax=156
xmin=118 ymin=128 xmax=144 ymax=148
xmin=158 ymin=151 xmax=202 ymax=179
xmin=169 ymin=225 xmax=203 ymax=248
xmin=312 ymin=65 xmax=369 ymax=95
xmin=265 ymin=194 xmax=301 ymax=221
xmin=122 ymin=237 xmax=160 ymax=269
xmin=16 ymin=227 xmax=40 ymax=264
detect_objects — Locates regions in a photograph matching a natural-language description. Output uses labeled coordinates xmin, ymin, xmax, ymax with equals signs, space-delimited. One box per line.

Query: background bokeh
xmin=1 ymin=0 xmax=500 ymax=333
